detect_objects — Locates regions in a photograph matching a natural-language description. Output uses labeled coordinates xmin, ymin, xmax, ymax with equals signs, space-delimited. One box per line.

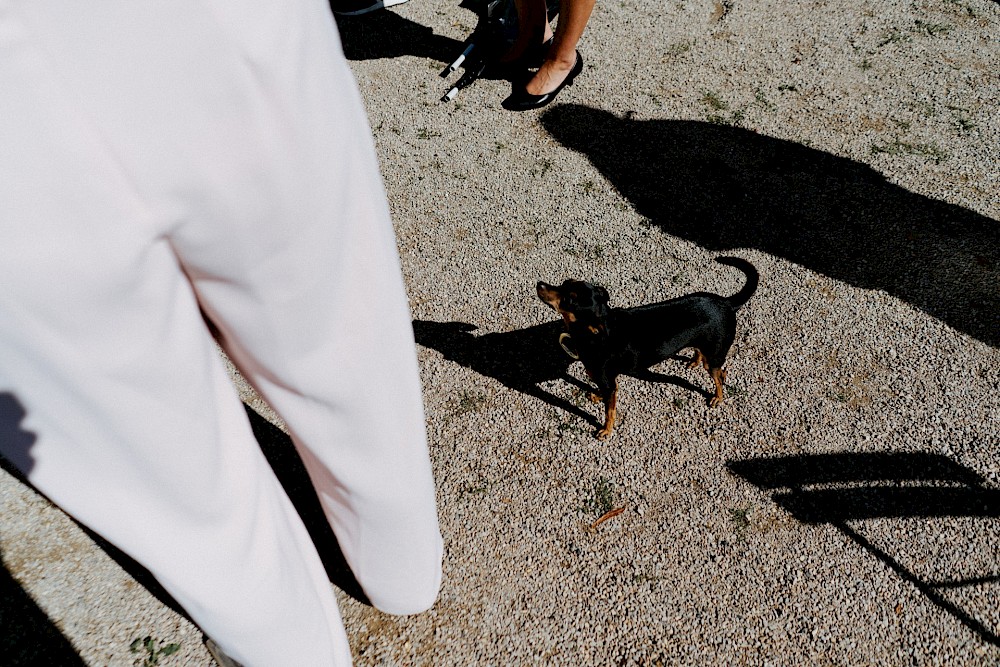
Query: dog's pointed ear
xmin=595 ymin=285 xmax=610 ymax=305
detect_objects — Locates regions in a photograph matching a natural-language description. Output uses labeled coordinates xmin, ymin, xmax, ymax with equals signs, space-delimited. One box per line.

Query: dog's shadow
xmin=413 ymin=319 xmax=705 ymax=429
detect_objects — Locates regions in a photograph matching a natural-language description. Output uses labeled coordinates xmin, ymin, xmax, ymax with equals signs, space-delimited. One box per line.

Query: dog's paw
xmin=588 ymin=392 xmax=602 ymax=404
xmin=708 ymin=396 xmax=724 ymax=408
xmin=596 ymin=427 xmax=612 ymax=439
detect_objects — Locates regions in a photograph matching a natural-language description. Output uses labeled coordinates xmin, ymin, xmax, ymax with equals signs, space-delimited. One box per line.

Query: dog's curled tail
xmin=715 ymin=256 xmax=759 ymax=311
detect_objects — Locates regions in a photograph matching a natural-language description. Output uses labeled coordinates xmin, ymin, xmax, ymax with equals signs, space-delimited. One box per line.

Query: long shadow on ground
xmin=413 ymin=319 xmax=706 ymax=431
xmin=333 ymin=3 xmax=462 ymax=63
xmin=0 ymin=401 xmax=369 ymax=664
xmin=540 ymin=105 xmax=999 ymax=347
xmin=243 ymin=405 xmax=369 ymax=605
xmin=729 ymin=452 xmax=1000 ymax=647
xmin=0 ymin=551 xmax=85 ymax=666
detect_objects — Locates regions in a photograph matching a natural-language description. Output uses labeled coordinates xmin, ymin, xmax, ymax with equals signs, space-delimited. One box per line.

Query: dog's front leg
xmin=595 ymin=380 xmax=618 ymax=440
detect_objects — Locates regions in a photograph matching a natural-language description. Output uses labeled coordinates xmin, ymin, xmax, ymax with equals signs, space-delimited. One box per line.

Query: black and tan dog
xmin=537 ymin=257 xmax=758 ymax=438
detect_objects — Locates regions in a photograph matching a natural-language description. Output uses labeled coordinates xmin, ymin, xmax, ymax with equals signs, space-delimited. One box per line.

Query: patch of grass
xmin=664 ymin=40 xmax=692 ymax=59
xmin=563 ymin=243 xmax=606 ymax=261
xmin=531 ymin=158 xmax=553 ymax=177
xmin=942 ymin=0 xmax=977 ymax=17
xmin=829 ymin=375 xmax=873 ymax=410
xmin=643 ymin=91 xmax=663 ymax=107
xmin=777 ymin=83 xmax=798 ymax=92
xmin=729 ymin=506 xmax=751 ymax=531
xmin=556 ymin=419 xmax=588 ymax=437
xmin=877 ymin=29 xmax=912 ymax=47
xmin=458 ymin=482 xmax=489 ymax=500
xmin=450 ymin=390 xmax=487 ymax=419
xmin=871 ymin=139 xmax=948 ymax=163
xmin=754 ymin=88 xmax=776 ymax=112
xmin=130 ymin=637 xmax=180 ymax=667
xmin=725 ymin=384 xmax=746 ymax=398
xmin=858 ymin=58 xmax=873 ymax=71
xmin=581 ymin=477 xmax=616 ymax=517
xmin=700 ymin=91 xmax=729 ymax=111
xmin=705 ymin=109 xmax=744 ymax=127
xmin=911 ymin=100 xmax=937 ymax=118
xmin=954 ymin=115 xmax=976 ymax=133
xmin=416 ymin=127 xmax=441 ymax=140
xmin=947 ymin=106 xmax=976 ymax=133
xmin=914 ymin=19 xmax=953 ymax=37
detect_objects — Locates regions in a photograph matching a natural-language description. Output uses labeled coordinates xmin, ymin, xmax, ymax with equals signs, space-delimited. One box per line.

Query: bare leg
xmin=525 ymin=0 xmax=595 ymax=95
xmin=499 ymin=0 xmax=553 ymax=63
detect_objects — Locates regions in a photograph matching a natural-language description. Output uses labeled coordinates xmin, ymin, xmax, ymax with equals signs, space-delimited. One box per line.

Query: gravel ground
xmin=2 ymin=0 xmax=998 ymax=665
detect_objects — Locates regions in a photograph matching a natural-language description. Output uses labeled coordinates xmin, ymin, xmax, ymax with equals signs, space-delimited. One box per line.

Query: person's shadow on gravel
xmin=412 ymin=319 xmax=705 ymax=430
xmin=332 ymin=4 xmax=463 ymax=63
xmin=0 ymin=399 xmax=371 ymax=664
xmin=0 ymin=551 xmax=86 ymax=666
xmin=332 ymin=0 xmax=533 ymax=88
xmin=243 ymin=405 xmax=370 ymax=605
xmin=540 ymin=105 xmax=999 ymax=348
xmin=0 ymin=393 xmax=37 ymax=476
xmin=728 ymin=452 xmax=1000 ymax=647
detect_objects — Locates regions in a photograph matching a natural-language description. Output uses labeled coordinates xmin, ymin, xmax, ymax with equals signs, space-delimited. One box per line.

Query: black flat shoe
xmin=502 ymin=51 xmax=583 ymax=112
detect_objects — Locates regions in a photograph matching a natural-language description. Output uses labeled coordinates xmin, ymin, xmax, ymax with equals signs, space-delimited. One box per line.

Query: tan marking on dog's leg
xmin=596 ymin=383 xmax=618 ymax=439
xmin=688 ymin=349 xmax=706 ymax=370
xmin=708 ymin=366 xmax=727 ymax=407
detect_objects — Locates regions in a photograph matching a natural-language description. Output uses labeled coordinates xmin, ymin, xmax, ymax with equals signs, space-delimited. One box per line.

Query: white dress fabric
xmin=0 ymin=0 xmax=443 ymax=664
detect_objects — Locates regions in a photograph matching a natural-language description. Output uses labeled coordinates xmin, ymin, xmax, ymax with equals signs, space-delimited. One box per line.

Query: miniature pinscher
xmin=536 ymin=257 xmax=758 ymax=439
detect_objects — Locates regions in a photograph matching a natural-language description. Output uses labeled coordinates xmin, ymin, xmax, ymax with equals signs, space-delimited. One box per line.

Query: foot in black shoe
xmin=501 ymin=51 xmax=583 ymax=112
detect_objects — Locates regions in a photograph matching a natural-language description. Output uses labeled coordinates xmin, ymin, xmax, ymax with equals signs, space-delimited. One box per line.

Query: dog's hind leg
xmin=707 ymin=366 xmax=727 ymax=407
xmin=688 ymin=349 xmax=709 ymax=371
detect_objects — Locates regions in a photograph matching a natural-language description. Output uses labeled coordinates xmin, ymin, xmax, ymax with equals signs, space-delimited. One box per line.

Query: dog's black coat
xmin=537 ymin=256 xmax=758 ymax=437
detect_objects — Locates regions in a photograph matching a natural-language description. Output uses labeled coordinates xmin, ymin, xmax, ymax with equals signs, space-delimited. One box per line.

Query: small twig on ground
xmin=589 ymin=505 xmax=627 ymax=530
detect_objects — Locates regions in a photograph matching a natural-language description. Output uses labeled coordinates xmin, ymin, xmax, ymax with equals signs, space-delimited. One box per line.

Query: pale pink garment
xmin=0 ymin=0 xmax=443 ymax=664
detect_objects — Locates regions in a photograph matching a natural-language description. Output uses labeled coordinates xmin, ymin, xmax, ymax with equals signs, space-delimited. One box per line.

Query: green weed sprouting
xmin=130 ymin=636 xmax=180 ymax=667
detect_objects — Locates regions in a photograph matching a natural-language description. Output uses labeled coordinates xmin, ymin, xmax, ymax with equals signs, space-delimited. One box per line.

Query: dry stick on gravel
xmin=589 ymin=505 xmax=627 ymax=530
